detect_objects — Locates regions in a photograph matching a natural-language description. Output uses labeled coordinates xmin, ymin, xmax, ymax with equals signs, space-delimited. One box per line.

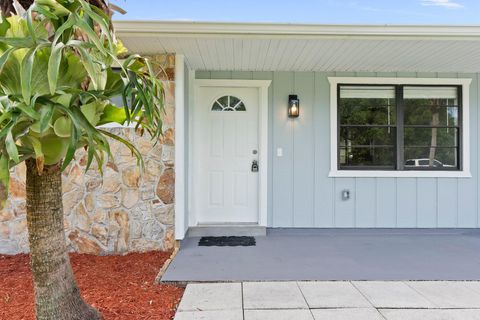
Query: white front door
xmin=192 ymin=86 xmax=260 ymax=224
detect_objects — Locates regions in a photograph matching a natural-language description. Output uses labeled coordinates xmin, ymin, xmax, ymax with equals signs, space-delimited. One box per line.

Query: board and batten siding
xmin=195 ymin=71 xmax=480 ymax=228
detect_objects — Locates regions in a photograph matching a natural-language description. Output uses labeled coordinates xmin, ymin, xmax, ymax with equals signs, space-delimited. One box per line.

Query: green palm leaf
xmin=0 ymin=0 xmax=165 ymax=205
xmin=48 ymin=42 xmax=64 ymax=95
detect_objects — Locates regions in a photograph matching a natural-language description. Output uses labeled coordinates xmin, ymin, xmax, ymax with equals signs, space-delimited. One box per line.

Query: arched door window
xmin=212 ymin=95 xmax=246 ymax=111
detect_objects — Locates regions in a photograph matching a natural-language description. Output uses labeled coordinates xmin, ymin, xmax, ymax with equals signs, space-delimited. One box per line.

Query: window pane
xmin=404 ymin=86 xmax=458 ymax=126
xmin=230 ymin=96 xmax=241 ymax=108
xmin=404 ymin=147 xmax=458 ymax=168
xmin=340 ymin=127 xmax=395 ymax=146
xmin=235 ymin=102 xmax=246 ymax=111
xmin=217 ymin=96 xmax=228 ymax=107
xmin=404 ymin=128 xmax=458 ymax=147
xmin=405 ymin=102 xmax=458 ymax=127
xmin=339 ymin=86 xmax=396 ymax=125
xmin=405 ymin=104 xmax=458 ymax=126
xmin=212 ymin=102 xmax=223 ymax=111
xmin=339 ymin=147 xmax=395 ymax=168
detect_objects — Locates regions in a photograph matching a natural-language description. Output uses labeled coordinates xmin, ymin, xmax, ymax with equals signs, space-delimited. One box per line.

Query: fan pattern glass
xmin=212 ymin=95 xmax=246 ymax=111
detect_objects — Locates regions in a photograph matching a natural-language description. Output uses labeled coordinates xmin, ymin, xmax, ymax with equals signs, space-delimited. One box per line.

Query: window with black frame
xmin=338 ymin=84 xmax=461 ymax=171
xmin=339 ymin=85 xmax=397 ymax=169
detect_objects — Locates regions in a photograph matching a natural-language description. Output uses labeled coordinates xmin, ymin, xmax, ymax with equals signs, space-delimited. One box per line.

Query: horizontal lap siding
xmin=196 ymin=71 xmax=479 ymax=228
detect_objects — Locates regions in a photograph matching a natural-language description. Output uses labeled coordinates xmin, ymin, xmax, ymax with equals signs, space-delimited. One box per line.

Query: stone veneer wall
xmin=0 ymin=54 xmax=176 ymax=255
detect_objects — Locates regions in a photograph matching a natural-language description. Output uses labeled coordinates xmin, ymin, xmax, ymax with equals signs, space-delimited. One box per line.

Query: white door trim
xmin=191 ymin=79 xmax=271 ymax=227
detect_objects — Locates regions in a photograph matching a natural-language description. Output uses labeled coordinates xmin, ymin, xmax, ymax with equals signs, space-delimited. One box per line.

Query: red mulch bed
xmin=0 ymin=251 xmax=184 ymax=320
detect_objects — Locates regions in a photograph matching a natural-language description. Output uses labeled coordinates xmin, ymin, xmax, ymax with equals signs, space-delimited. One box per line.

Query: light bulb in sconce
xmin=288 ymin=95 xmax=300 ymax=118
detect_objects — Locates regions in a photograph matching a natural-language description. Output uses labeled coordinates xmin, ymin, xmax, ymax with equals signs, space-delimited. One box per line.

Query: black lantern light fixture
xmin=288 ymin=94 xmax=300 ymax=118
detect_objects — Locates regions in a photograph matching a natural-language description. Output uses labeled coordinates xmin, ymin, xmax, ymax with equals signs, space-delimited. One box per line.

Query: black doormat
xmin=199 ymin=236 xmax=256 ymax=247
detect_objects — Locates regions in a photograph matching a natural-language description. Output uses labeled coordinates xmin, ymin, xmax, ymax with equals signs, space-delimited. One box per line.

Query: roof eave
xmin=113 ymin=20 xmax=480 ymax=39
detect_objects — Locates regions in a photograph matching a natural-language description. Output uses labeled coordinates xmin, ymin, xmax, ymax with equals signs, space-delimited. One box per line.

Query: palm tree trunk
xmin=25 ymin=159 xmax=102 ymax=320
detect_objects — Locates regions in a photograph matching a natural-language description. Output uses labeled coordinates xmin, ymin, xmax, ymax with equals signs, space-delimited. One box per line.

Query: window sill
xmin=329 ymin=170 xmax=472 ymax=178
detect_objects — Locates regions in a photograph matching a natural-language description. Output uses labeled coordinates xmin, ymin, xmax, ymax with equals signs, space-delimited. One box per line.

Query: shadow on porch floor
xmin=161 ymin=228 xmax=480 ymax=284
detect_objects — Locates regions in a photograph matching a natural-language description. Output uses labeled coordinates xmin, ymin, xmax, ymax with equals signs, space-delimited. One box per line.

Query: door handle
xmin=251 ymin=160 xmax=259 ymax=172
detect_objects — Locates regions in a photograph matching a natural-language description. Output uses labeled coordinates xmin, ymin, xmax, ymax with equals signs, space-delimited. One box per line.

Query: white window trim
xmin=328 ymin=77 xmax=472 ymax=178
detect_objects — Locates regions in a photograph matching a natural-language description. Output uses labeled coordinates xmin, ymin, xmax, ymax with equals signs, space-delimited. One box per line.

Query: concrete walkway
xmin=174 ymin=281 xmax=480 ymax=320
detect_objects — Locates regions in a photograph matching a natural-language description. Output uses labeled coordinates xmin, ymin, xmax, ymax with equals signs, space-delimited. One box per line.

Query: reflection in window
xmin=212 ymin=96 xmax=246 ymax=112
xmin=404 ymin=86 xmax=459 ymax=169
xmin=338 ymin=84 xmax=461 ymax=171
xmin=339 ymin=86 xmax=396 ymax=169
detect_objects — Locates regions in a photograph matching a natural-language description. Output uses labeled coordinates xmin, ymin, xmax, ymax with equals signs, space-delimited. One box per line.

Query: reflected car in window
xmin=405 ymin=158 xmax=455 ymax=168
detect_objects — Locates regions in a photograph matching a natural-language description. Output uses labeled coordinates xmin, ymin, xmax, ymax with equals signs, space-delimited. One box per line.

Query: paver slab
xmin=174 ymin=310 xmax=244 ymax=320
xmin=244 ymin=309 xmax=314 ymax=320
xmin=177 ymin=283 xmax=242 ymax=312
xmin=407 ymin=281 xmax=480 ymax=308
xmin=352 ymin=281 xmax=436 ymax=308
xmin=298 ymin=281 xmax=371 ymax=308
xmin=243 ymin=282 xmax=308 ymax=309
xmin=380 ymin=309 xmax=480 ymax=320
xmin=311 ymin=308 xmax=384 ymax=320
xmin=464 ymin=281 xmax=480 ymax=295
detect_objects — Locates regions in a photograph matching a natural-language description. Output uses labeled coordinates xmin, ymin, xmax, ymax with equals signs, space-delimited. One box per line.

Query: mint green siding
xmin=196 ymin=71 xmax=479 ymax=228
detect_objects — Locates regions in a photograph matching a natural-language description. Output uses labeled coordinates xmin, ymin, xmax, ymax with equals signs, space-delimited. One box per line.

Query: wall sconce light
xmin=288 ymin=95 xmax=300 ymax=118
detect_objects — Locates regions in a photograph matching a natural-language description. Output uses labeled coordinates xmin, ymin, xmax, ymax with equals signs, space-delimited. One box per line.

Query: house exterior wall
xmin=196 ymin=71 xmax=480 ymax=228
xmin=0 ymin=54 xmax=177 ymax=255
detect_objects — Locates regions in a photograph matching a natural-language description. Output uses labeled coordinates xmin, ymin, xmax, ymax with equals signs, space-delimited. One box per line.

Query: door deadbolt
xmin=251 ymin=160 xmax=259 ymax=172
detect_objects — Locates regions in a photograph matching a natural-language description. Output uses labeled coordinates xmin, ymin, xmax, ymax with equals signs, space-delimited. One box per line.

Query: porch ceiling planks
xmin=115 ymin=21 xmax=480 ymax=73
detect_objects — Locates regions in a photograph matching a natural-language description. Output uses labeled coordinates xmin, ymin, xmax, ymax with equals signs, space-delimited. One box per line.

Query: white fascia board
xmin=113 ymin=20 xmax=480 ymax=40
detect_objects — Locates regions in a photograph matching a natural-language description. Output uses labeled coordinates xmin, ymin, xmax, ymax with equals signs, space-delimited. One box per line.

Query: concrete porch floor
xmin=161 ymin=229 xmax=480 ymax=283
